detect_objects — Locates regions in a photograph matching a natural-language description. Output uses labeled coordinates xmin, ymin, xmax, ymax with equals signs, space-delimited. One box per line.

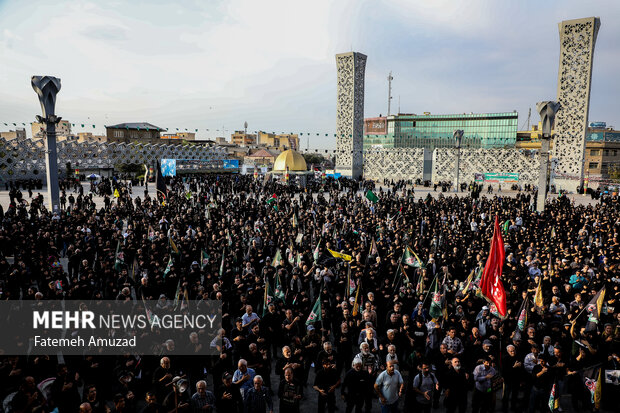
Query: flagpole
xmin=421 ymin=272 xmax=439 ymax=307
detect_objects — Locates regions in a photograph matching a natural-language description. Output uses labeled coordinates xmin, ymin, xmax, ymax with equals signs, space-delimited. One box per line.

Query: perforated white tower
xmin=336 ymin=52 xmax=366 ymax=179
xmin=552 ymin=17 xmax=600 ymax=193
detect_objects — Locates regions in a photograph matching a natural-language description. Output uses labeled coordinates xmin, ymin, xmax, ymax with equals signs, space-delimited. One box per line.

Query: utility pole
xmin=527 ymin=107 xmax=531 ymax=130
xmin=387 ymin=71 xmax=393 ymax=116
xmin=398 ymin=95 xmax=401 ymax=115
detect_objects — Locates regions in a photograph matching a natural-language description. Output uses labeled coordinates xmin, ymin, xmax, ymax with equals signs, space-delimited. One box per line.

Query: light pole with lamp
xmin=535 ymin=101 xmax=560 ymax=212
xmin=31 ymin=76 xmax=62 ymax=214
xmin=453 ymin=130 xmax=464 ymax=193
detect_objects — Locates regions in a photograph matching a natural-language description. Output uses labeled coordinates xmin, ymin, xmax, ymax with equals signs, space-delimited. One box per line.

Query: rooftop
xmin=105 ymin=122 xmax=166 ymax=131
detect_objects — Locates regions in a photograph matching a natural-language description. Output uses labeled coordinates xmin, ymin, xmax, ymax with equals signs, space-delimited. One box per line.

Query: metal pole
xmin=387 ymin=72 xmax=393 ymax=116
xmin=32 ymin=76 xmax=61 ymax=214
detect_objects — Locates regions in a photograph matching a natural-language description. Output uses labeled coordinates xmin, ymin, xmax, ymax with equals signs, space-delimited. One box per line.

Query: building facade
xmin=257 ymin=132 xmax=299 ymax=151
xmin=516 ymin=123 xmax=620 ymax=183
xmin=231 ymin=131 xmax=257 ymax=146
xmin=0 ymin=128 xmax=27 ymax=140
xmin=32 ymin=120 xmax=72 ymax=139
xmin=162 ymin=132 xmax=196 ymax=141
xmin=0 ymin=137 xmax=228 ymax=182
xmin=363 ymin=112 xmax=518 ymax=150
xmin=105 ymin=123 xmax=164 ymax=144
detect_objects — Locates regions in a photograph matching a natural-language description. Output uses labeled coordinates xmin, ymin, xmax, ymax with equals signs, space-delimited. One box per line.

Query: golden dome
xmin=272 ymin=149 xmax=307 ymax=172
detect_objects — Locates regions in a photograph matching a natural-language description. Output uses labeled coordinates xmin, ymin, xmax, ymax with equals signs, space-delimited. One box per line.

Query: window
xmin=590 ymin=149 xmax=600 ymax=156
xmin=588 ymin=162 xmax=599 ymax=169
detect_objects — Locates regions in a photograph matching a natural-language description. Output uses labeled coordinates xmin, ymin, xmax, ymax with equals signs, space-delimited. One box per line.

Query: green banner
xmin=474 ymin=172 xmax=519 ymax=182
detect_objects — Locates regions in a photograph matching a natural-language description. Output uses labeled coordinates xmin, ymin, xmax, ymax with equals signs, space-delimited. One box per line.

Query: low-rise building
xmin=161 ymin=132 xmax=196 ymax=141
xmin=105 ymin=123 xmax=165 ymax=144
xmin=0 ymin=128 xmax=27 ymax=140
xmin=243 ymin=148 xmax=279 ymax=167
xmin=231 ymin=131 xmax=257 ymax=146
xmin=257 ymin=132 xmax=299 ymax=151
xmin=32 ymin=120 xmax=72 ymax=139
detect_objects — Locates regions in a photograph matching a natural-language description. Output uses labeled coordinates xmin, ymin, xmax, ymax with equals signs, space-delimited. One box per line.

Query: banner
xmin=474 ymin=172 xmax=519 ymax=183
xmin=222 ymin=159 xmax=239 ymax=169
xmin=161 ymin=159 xmax=177 ymax=177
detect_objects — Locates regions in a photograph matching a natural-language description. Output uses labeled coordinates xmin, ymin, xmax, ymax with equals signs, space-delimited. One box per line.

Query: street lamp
xmin=453 ymin=130 xmax=464 ymax=193
xmin=535 ymin=101 xmax=560 ymax=212
xmin=31 ymin=76 xmax=62 ymax=213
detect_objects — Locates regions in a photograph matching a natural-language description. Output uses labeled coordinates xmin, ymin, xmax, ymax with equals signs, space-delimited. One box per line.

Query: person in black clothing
xmin=215 ymin=373 xmax=242 ymax=413
xmin=442 ymin=357 xmax=469 ymax=413
xmin=341 ymin=359 xmax=372 ymax=413
xmin=50 ymin=364 xmax=81 ymax=413
xmin=501 ymin=344 xmax=523 ymax=412
xmin=278 ymin=367 xmax=303 ymax=413
xmin=313 ymin=358 xmax=341 ymax=413
xmin=275 ymin=346 xmax=303 ymax=382
xmin=528 ymin=358 xmax=552 ymax=413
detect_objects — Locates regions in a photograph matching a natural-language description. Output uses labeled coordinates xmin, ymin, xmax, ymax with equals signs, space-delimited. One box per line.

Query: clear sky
xmin=0 ymin=0 xmax=618 ymax=149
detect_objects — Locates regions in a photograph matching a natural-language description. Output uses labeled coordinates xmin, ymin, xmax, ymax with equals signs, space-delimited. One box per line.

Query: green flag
xmin=163 ymin=256 xmax=173 ymax=278
xmin=173 ymin=279 xmax=182 ymax=310
xmin=274 ymin=274 xmax=286 ymax=301
xmin=266 ymin=194 xmax=278 ymax=211
xmin=201 ymin=250 xmax=210 ymax=271
xmin=365 ymin=190 xmax=379 ymax=203
xmin=273 ymin=249 xmax=283 ymax=267
xmin=402 ymin=248 xmax=424 ymax=268
xmin=313 ymin=240 xmax=321 ymax=263
xmin=186 ymin=191 xmax=192 ymax=200
xmin=548 ymin=381 xmax=559 ymax=412
xmin=263 ymin=279 xmax=274 ymax=316
xmin=287 ymin=247 xmax=295 ymax=265
xmin=503 ymin=219 xmax=510 ymax=234
xmin=429 ymin=281 xmax=443 ymax=319
xmin=306 ymin=295 xmax=322 ymax=325
xmin=114 ymin=240 xmax=125 ymax=272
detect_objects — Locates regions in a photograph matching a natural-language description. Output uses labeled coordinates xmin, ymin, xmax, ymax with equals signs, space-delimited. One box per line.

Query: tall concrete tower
xmin=552 ymin=17 xmax=600 ymax=193
xmin=336 ymin=52 xmax=366 ymax=179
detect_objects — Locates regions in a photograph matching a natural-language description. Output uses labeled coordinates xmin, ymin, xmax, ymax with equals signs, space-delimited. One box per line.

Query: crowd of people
xmin=0 ymin=173 xmax=618 ymax=413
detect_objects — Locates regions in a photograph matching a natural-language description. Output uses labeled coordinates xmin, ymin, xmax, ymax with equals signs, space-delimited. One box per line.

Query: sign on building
xmin=161 ymin=159 xmax=177 ymax=177
xmin=474 ymin=172 xmax=519 ymax=182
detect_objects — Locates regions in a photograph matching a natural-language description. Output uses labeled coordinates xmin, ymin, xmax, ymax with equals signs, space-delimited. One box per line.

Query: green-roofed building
xmin=363 ymin=111 xmax=518 ymax=151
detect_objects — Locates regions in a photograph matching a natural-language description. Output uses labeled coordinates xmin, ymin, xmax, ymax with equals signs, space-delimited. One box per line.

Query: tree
xmin=116 ymin=163 xmax=143 ymax=174
xmin=303 ymin=153 xmax=326 ymax=166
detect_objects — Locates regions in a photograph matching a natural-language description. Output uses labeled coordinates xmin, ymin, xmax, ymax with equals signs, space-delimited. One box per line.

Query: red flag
xmin=480 ymin=216 xmax=507 ymax=316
